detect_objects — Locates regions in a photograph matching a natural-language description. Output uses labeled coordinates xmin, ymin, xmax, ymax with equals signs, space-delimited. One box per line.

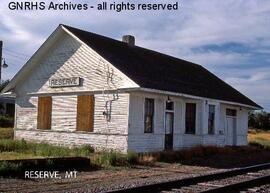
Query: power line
xmin=5 ymin=52 xmax=29 ymax=60
xmin=3 ymin=48 xmax=31 ymax=58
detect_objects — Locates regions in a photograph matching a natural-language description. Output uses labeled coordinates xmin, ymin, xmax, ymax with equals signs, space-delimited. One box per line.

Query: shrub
xmin=249 ymin=141 xmax=270 ymax=150
xmin=91 ymin=151 xmax=140 ymax=167
xmin=0 ymin=161 xmax=22 ymax=174
xmin=0 ymin=139 xmax=29 ymax=153
xmin=138 ymin=153 xmax=156 ymax=165
xmin=127 ymin=151 xmax=139 ymax=165
xmin=109 ymin=152 xmax=123 ymax=166
xmin=73 ymin=145 xmax=95 ymax=156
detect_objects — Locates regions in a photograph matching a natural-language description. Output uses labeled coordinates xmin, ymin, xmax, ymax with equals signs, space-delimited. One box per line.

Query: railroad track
xmin=107 ymin=162 xmax=270 ymax=193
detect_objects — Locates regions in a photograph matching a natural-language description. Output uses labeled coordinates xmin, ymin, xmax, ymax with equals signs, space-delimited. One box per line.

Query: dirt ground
xmin=0 ymin=163 xmax=225 ymax=193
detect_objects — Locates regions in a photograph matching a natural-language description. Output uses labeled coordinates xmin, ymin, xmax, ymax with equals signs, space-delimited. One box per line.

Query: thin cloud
xmin=0 ymin=0 xmax=269 ymax=110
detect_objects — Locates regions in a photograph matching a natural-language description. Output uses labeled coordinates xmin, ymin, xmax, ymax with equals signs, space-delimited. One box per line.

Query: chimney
xmin=122 ymin=35 xmax=135 ymax=46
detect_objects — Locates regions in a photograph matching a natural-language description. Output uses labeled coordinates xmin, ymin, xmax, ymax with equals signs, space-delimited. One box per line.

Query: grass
xmin=0 ymin=127 xmax=270 ymax=170
xmin=0 ymin=139 xmax=94 ymax=159
xmin=248 ymin=129 xmax=270 ymax=149
xmin=0 ymin=138 xmax=139 ymax=167
xmin=0 ymin=128 xmax=139 ymax=168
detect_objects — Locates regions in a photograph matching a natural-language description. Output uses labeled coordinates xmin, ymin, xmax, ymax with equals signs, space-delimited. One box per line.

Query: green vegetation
xmin=0 ymin=127 xmax=269 ymax=171
xmin=0 ymin=161 xmax=22 ymax=175
xmin=92 ymin=151 xmax=139 ymax=168
xmin=0 ymin=138 xmax=141 ymax=167
xmin=249 ymin=111 xmax=270 ymax=131
xmin=0 ymin=139 xmax=94 ymax=159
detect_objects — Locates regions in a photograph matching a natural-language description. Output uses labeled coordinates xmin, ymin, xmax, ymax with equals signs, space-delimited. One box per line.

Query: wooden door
xmin=77 ymin=95 xmax=94 ymax=132
xmin=226 ymin=117 xmax=237 ymax=145
xmin=37 ymin=96 xmax=52 ymax=130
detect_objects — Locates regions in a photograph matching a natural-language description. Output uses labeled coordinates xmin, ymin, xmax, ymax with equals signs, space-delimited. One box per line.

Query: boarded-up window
xmin=37 ymin=96 xmax=52 ymax=130
xmin=76 ymin=95 xmax=94 ymax=132
xmin=144 ymin=98 xmax=154 ymax=133
xmin=185 ymin=103 xmax=196 ymax=134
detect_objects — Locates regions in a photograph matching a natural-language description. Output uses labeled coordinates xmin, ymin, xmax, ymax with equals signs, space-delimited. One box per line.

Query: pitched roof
xmin=63 ymin=25 xmax=262 ymax=109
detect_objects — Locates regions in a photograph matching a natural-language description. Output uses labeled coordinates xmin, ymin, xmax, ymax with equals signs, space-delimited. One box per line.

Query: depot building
xmin=2 ymin=24 xmax=262 ymax=153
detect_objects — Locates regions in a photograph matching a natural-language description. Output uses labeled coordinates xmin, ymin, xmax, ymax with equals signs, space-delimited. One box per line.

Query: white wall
xmin=220 ymin=104 xmax=249 ymax=146
xmin=128 ymin=92 xmax=207 ymax=152
xmin=127 ymin=92 xmax=249 ymax=152
xmin=14 ymin=30 xmax=131 ymax=152
xmin=127 ymin=92 xmax=165 ymax=152
xmin=15 ymin=129 xmax=128 ymax=152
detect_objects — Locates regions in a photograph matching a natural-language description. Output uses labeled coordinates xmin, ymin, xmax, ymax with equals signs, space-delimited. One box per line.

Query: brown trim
xmin=76 ymin=95 xmax=94 ymax=132
xmin=37 ymin=96 xmax=52 ymax=130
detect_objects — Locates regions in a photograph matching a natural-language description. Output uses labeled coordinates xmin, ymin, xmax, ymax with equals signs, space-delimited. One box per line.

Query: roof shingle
xmin=63 ymin=24 xmax=262 ymax=109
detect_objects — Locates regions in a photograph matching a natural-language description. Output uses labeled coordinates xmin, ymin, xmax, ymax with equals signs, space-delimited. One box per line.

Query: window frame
xmin=144 ymin=98 xmax=155 ymax=133
xmin=185 ymin=103 xmax=196 ymax=134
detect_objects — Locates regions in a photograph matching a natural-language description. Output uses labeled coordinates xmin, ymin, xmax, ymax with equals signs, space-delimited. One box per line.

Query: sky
xmin=0 ymin=0 xmax=269 ymax=111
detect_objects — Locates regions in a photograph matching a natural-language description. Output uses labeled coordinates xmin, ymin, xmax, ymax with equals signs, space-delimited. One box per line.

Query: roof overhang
xmin=27 ymin=87 xmax=261 ymax=110
xmin=1 ymin=25 xmax=66 ymax=94
xmin=125 ymin=87 xmax=262 ymax=110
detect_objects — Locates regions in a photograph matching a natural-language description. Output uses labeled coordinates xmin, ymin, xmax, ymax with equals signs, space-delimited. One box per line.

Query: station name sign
xmin=49 ymin=77 xmax=81 ymax=88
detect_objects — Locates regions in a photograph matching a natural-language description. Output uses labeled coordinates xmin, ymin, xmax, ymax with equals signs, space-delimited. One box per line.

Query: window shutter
xmin=76 ymin=95 xmax=94 ymax=132
xmin=37 ymin=96 xmax=52 ymax=130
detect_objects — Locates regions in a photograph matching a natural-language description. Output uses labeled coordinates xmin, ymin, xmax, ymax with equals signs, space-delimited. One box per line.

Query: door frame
xmin=164 ymin=100 xmax=174 ymax=150
xmin=225 ymin=115 xmax=237 ymax=146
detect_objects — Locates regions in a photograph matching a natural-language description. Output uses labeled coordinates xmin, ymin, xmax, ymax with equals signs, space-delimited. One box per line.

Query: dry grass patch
xmin=0 ymin=152 xmax=43 ymax=160
xmin=0 ymin=128 xmax=13 ymax=139
xmin=248 ymin=129 xmax=270 ymax=148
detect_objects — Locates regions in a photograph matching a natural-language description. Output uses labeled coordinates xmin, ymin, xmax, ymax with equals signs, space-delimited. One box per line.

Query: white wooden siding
xmin=15 ymin=129 xmax=128 ymax=153
xmin=15 ymin=31 xmax=137 ymax=97
xmin=128 ymin=92 xmax=249 ymax=152
xmin=15 ymin=93 xmax=129 ymax=150
xmin=14 ymin=31 xmax=131 ymax=152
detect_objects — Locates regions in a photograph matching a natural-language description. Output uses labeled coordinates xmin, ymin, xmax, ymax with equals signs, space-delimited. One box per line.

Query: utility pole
xmin=0 ymin=41 xmax=2 ymax=83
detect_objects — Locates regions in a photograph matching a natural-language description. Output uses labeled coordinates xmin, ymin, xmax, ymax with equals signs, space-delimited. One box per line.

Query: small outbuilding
xmin=1 ymin=24 xmax=262 ymax=153
xmin=0 ymin=95 xmax=15 ymax=117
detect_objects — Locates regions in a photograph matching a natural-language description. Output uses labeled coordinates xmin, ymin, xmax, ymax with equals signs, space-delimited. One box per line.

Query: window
xmin=208 ymin=105 xmax=215 ymax=134
xmin=77 ymin=95 xmax=94 ymax=132
xmin=166 ymin=101 xmax=174 ymax=111
xmin=185 ymin=103 xmax=196 ymax=134
xmin=226 ymin=109 xmax=237 ymax=117
xmin=165 ymin=101 xmax=174 ymax=133
xmin=37 ymin=96 xmax=52 ymax=130
xmin=144 ymin=98 xmax=154 ymax=133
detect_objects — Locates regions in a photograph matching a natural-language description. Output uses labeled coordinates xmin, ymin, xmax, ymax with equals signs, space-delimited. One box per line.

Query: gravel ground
xmin=0 ymin=163 xmax=223 ymax=193
xmin=162 ymin=169 xmax=270 ymax=193
xmin=244 ymin=184 xmax=270 ymax=193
